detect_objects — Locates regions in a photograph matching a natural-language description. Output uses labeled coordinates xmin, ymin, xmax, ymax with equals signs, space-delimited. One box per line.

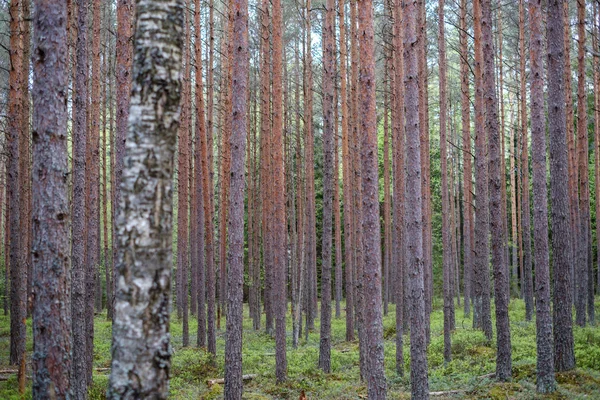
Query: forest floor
xmin=0 ymin=297 xmax=599 ymax=399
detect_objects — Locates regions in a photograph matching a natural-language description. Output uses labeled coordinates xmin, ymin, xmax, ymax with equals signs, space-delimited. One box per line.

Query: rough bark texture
xmin=529 ymin=0 xmax=556 ymax=392
xmin=403 ymin=0 xmax=429 ymax=397
xmin=519 ymin=0 xmax=533 ymax=320
xmin=459 ymin=0 xmax=472 ymax=317
xmin=31 ymin=0 xmax=72 ymax=395
xmin=177 ymin=0 xmax=191 ymax=344
xmin=547 ymin=0 xmax=575 ymax=373
xmin=113 ymin=0 xmax=134 ymax=322
xmin=224 ymin=0 xmax=248 ymax=395
xmin=357 ymin=0 xmax=386 ymax=397
xmin=472 ymin=0 xmax=493 ymax=340
xmin=318 ymin=0 xmax=334 ymax=374
xmin=272 ymin=0 xmax=288 ymax=383
xmin=107 ymin=0 xmax=184 ymax=395
xmin=575 ymin=0 xmax=592 ymax=326
xmin=392 ymin=0 xmax=405 ymax=376
xmin=339 ymin=0 xmax=354 ymax=342
xmin=71 ymin=0 xmax=88 ymax=393
xmin=438 ymin=0 xmax=452 ymax=363
xmin=194 ymin=0 xmax=206 ymax=348
xmin=481 ymin=0 xmax=511 ymax=381
xmin=8 ymin=0 xmax=25 ymax=381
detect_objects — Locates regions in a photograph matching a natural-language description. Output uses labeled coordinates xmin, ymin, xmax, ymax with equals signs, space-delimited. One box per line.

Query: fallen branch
xmin=206 ymin=374 xmax=257 ymax=387
xmin=478 ymin=372 xmax=495 ymax=379
xmin=430 ymin=389 xmax=465 ymax=396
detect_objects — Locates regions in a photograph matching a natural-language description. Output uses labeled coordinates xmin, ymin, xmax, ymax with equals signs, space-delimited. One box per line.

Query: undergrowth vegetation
xmin=0 ymin=298 xmax=599 ymax=399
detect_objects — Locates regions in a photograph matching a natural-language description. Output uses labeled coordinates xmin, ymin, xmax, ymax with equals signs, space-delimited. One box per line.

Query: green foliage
xmin=0 ymin=299 xmax=599 ymax=398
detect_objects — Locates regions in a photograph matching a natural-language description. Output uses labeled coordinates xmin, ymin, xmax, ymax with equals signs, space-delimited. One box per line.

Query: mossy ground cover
xmin=0 ymin=298 xmax=599 ymax=399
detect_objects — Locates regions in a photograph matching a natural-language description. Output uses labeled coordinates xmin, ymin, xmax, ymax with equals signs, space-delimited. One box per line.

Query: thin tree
xmin=547 ymin=0 xmax=575 ymax=373
xmin=438 ymin=0 xmax=452 ymax=363
xmin=529 ymin=0 xmax=555 ymax=392
xmin=318 ymin=0 xmax=335 ymax=373
xmin=519 ymin=0 xmax=533 ymax=320
xmin=272 ymin=0 xmax=288 ymax=382
xmin=339 ymin=0 xmax=354 ymax=342
xmin=392 ymin=0 xmax=405 ymax=376
xmin=71 ymin=0 xmax=89 ymax=392
xmin=459 ymin=0 xmax=473 ymax=316
xmin=472 ymin=0 xmax=493 ymax=340
xmin=224 ymin=0 xmax=248 ymax=394
xmin=197 ymin=0 xmax=210 ymax=347
xmin=594 ymin=1 xmax=600 ymax=295
xmin=107 ymin=0 xmax=184 ymax=394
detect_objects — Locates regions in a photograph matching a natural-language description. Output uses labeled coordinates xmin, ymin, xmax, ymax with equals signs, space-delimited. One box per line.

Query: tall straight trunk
xmin=438 ymin=0 xmax=452 ymax=363
xmin=392 ymin=0 xmax=404 ymax=376
xmin=404 ymin=1 xmax=429 ymax=397
xmin=85 ymin=0 xmax=102 ymax=379
xmin=224 ymin=0 xmax=248 ymax=395
xmin=481 ymin=0 xmax=511 ymax=381
xmin=418 ymin=0 xmax=432 ymax=342
xmin=564 ymin=0 xmax=578 ymax=302
xmin=357 ymin=0 xmax=386 ymax=397
xmin=510 ymin=70 xmax=519 ymax=297
xmin=350 ymin=0 xmax=366 ymax=377
xmin=107 ymin=0 xmax=184 ymax=394
xmin=519 ymin=0 xmax=533 ymax=319
xmin=194 ymin=0 xmax=207 ymax=348
xmin=177 ymin=0 xmax=191 ymax=345
xmin=547 ymin=0 xmax=575 ymax=373
xmin=318 ymin=0 xmax=334 ymax=374
xmin=71 ymin=0 xmax=88 ymax=392
xmin=472 ymin=0 xmax=493 ymax=340
xmin=219 ymin=3 xmax=234 ymax=330
xmin=594 ymin=1 xmax=600 ymax=296
xmin=339 ymin=0 xmax=354 ymax=341
xmin=383 ymin=59 xmax=391 ymax=317
xmin=113 ymin=0 xmax=134 ymax=322
xmin=31 ymin=0 xmax=72 ymax=394
xmin=260 ymin=0 xmax=273 ymax=334
xmin=334 ymin=93 xmax=342 ymax=320
xmin=272 ymin=0 xmax=288 ymax=383
xmin=575 ymin=0 xmax=592 ymax=326
xmin=459 ymin=0 xmax=472 ymax=317
xmin=304 ymin=0 xmax=317 ymax=333
xmin=20 ymin=0 xmax=31 ymax=318
xmin=102 ymin=41 xmax=110 ymax=314
xmin=8 ymin=0 xmax=25 ymax=376
xmin=529 ymin=0 xmax=556 ymax=392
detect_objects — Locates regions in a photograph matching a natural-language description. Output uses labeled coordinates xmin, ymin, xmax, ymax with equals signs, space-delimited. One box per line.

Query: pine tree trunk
xmin=107 ymin=0 xmax=184 ymax=394
xmin=392 ymin=0 xmax=405 ymax=376
xmin=529 ymin=0 xmax=556 ymax=392
xmin=438 ymin=0 xmax=453 ymax=363
xmin=318 ymin=0 xmax=335 ymax=374
xmin=224 ymin=0 xmax=248 ymax=394
xmin=547 ymin=0 xmax=575 ymax=373
xmin=71 ymin=0 xmax=89 ymax=393
xmin=472 ymin=0 xmax=493 ymax=340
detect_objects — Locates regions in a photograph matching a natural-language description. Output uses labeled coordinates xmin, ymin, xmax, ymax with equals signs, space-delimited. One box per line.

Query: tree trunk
xmin=318 ymin=0 xmax=334 ymax=374
xmin=71 ymin=0 xmax=88 ymax=393
xmin=404 ymin=0 xmax=429 ymax=397
xmin=392 ymin=0 xmax=405 ymax=376
xmin=107 ymin=0 xmax=184 ymax=394
xmin=224 ymin=0 xmax=248 ymax=395
xmin=438 ymin=0 xmax=452 ymax=363
xmin=547 ymin=0 xmax=575 ymax=373
xmin=519 ymin=0 xmax=533 ymax=320
xmin=529 ymin=0 xmax=556 ymax=392
xmin=30 ymin=0 xmax=73 ymax=394
xmin=339 ymin=0 xmax=354 ymax=342
xmin=594 ymin=1 xmax=600 ymax=297
xmin=472 ymin=0 xmax=493 ymax=340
